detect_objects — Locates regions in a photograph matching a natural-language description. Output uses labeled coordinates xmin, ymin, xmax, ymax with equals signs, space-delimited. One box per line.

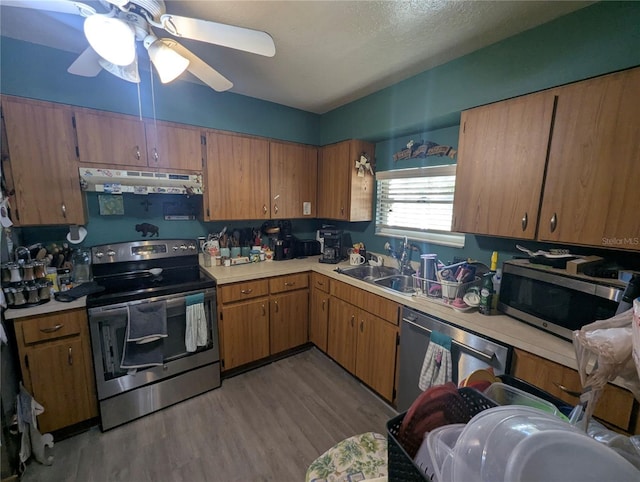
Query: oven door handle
xmin=403 ymin=318 xmax=496 ymax=363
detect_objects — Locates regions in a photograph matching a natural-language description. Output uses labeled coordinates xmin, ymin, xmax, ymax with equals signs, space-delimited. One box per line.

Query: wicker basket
xmin=386 ymin=388 xmax=497 ymax=481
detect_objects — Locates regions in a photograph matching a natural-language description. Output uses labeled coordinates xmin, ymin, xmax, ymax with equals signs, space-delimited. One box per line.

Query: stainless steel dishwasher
xmin=397 ymin=306 xmax=512 ymax=412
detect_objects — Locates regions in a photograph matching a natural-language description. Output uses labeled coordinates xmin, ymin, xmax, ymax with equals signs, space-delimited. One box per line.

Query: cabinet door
xmin=355 ymin=312 xmax=398 ymax=401
xmin=513 ymin=349 xmax=634 ymax=431
xmin=26 ymin=337 xmax=95 ymax=432
xmin=270 ymin=290 xmax=309 ymax=354
xmin=347 ymin=139 xmax=375 ymax=222
xmin=318 ymin=141 xmax=350 ymax=220
xmin=205 ymin=132 xmax=270 ymax=220
xmin=327 ymin=297 xmax=357 ymax=373
xmin=270 ymin=142 xmax=317 ymax=219
xmin=74 ymin=109 xmax=148 ymax=167
xmin=309 ymin=288 xmax=329 ymax=352
xmin=538 ymin=67 xmax=640 ymax=249
xmin=452 ymin=92 xmax=555 ymax=238
xmin=1 ymin=96 xmax=85 ymax=225
xmin=220 ymin=299 xmax=269 ymax=370
xmin=145 ymin=121 xmax=203 ymax=171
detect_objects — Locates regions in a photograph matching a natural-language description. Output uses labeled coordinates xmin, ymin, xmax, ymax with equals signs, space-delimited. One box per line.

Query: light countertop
xmin=4 ymin=255 xmax=585 ymax=377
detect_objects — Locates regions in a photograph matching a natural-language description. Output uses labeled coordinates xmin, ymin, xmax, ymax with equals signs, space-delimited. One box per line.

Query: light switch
xmin=303 ymin=202 xmax=311 ymax=215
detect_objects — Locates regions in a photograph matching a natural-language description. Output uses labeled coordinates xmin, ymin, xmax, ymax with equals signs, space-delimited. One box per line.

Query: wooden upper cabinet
xmin=538 ymin=67 xmax=640 ymax=250
xmin=1 ymin=96 xmax=86 ymax=225
xmin=318 ymin=139 xmax=375 ymax=221
xmin=269 ymin=141 xmax=317 ymax=219
xmin=74 ymin=109 xmax=148 ymax=168
xmin=204 ymin=132 xmax=270 ymax=221
xmin=144 ymin=121 xmax=204 ymax=172
xmin=453 ymin=91 xmax=555 ymax=238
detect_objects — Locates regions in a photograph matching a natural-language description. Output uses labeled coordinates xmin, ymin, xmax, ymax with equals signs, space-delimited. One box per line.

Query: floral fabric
xmin=306 ymin=432 xmax=388 ymax=482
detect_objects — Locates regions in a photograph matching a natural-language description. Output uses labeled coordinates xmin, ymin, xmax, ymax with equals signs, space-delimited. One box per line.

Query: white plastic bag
xmin=573 ymin=307 xmax=640 ymax=429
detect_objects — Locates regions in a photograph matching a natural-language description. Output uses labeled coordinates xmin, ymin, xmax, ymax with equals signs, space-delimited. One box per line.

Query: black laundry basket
xmin=386 ymin=387 xmax=497 ymax=481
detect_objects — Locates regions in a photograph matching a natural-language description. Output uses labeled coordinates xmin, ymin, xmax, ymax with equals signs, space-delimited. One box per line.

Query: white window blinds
xmin=375 ymin=165 xmax=465 ymax=248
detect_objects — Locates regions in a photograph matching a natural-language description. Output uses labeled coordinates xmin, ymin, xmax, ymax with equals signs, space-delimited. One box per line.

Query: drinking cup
xmin=350 ymin=253 xmax=365 ymax=265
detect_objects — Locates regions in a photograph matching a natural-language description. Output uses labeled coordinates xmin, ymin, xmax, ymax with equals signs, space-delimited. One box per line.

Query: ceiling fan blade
xmin=0 ymin=0 xmax=96 ymax=16
xmin=163 ymin=40 xmax=233 ymax=92
xmin=67 ymin=47 xmax=102 ymax=77
xmin=160 ymin=14 xmax=275 ymax=57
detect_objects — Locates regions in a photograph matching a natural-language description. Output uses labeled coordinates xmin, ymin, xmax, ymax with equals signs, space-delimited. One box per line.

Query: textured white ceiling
xmin=0 ymin=1 xmax=591 ymax=114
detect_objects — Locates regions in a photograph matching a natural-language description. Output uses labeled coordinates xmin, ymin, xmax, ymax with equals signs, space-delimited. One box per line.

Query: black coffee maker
xmin=319 ymin=228 xmax=352 ymax=264
xmin=274 ymin=220 xmax=294 ymax=261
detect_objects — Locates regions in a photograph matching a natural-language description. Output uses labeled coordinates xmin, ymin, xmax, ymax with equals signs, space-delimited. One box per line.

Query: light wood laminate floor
xmin=21 ymin=348 xmax=397 ymax=482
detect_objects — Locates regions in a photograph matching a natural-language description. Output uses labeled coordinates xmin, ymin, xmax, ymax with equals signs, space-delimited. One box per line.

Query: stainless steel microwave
xmin=498 ymin=260 xmax=624 ymax=340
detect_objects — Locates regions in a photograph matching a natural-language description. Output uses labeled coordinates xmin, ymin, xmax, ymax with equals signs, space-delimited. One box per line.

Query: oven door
xmin=88 ymin=288 xmax=218 ymax=400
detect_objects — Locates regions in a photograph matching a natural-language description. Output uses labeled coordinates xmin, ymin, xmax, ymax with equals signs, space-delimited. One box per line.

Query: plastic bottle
xmin=479 ymin=272 xmax=494 ymax=315
xmin=492 ymin=268 xmax=502 ymax=311
xmin=490 ymin=251 xmax=499 ymax=271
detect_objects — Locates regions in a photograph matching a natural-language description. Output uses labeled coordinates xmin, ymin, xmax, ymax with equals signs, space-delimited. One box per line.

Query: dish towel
xmin=185 ymin=293 xmax=208 ymax=352
xmin=121 ymin=300 xmax=167 ymax=370
xmin=418 ymin=331 xmax=453 ymax=391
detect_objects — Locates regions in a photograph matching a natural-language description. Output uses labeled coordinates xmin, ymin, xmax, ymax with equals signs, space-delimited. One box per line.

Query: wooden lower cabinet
xmin=328 ymin=296 xmax=398 ymax=401
xmin=309 ymin=273 xmax=330 ymax=352
xmin=270 ymin=290 xmax=309 ymax=354
xmin=219 ymin=273 xmax=310 ymax=371
xmin=14 ymin=309 xmax=97 ymax=433
xmin=512 ymin=348 xmax=637 ymax=433
xmin=328 ymin=297 xmax=358 ymax=373
xmin=220 ymin=298 xmax=270 ymax=370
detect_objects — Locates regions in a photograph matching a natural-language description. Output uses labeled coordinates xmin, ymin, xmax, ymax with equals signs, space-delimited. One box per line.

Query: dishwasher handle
xmin=403 ymin=317 xmax=496 ymax=363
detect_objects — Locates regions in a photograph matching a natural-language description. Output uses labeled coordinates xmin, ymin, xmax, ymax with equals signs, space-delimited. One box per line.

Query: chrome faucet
xmin=387 ymin=237 xmax=417 ymax=275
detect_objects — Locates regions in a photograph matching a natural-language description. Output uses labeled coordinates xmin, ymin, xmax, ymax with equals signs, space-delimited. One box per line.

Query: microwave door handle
xmin=403 ymin=318 xmax=496 ymax=363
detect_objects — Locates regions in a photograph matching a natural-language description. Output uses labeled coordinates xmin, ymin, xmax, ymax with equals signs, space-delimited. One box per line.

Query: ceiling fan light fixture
xmin=146 ymin=38 xmax=190 ymax=83
xmin=84 ymin=15 xmax=136 ymax=66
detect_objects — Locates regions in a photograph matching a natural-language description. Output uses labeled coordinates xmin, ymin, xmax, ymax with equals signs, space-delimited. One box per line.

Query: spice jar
xmin=38 ymin=280 xmax=51 ymax=300
xmin=9 ymin=263 xmax=22 ymax=283
xmin=26 ymin=283 xmax=39 ymax=304
xmin=3 ymin=287 xmax=14 ymax=306
xmin=22 ymin=263 xmax=35 ymax=282
xmin=13 ymin=284 xmax=26 ymax=306
xmin=33 ymin=261 xmax=47 ymax=279
xmin=1 ymin=264 xmax=11 ymax=283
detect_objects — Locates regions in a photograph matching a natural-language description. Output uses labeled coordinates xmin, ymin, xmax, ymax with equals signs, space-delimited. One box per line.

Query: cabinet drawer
xmin=311 ymin=272 xmax=330 ymax=293
xmin=269 ymin=273 xmax=309 ymax=294
xmin=20 ymin=309 xmax=84 ymax=344
xmin=219 ymin=280 xmax=269 ymax=304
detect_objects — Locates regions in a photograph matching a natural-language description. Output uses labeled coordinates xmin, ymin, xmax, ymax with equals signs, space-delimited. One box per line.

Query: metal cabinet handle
xmin=350 ymin=315 xmax=355 ymax=328
xmin=550 ymin=212 xmax=557 ymax=233
xmin=552 ymin=381 xmax=581 ymax=398
xmin=340 ymin=207 xmax=345 ymax=216
xmin=61 ymin=204 xmax=67 ymax=218
xmin=284 ymin=281 xmax=295 ymax=287
xmin=261 ymin=304 xmax=266 ymax=316
xmin=317 ymin=281 xmax=324 ymax=286
xmin=521 ymin=212 xmax=528 ymax=231
xmin=135 ymin=146 xmax=141 ymax=160
xmin=240 ymin=289 xmax=253 ymax=295
xmin=274 ymin=300 xmax=279 ymax=313
xmin=360 ymin=320 xmax=364 ymax=332
xmin=68 ymin=347 xmax=73 ymax=366
xmin=40 ymin=324 xmax=63 ymax=333
xmin=322 ymin=299 xmax=326 ymax=312
xmin=153 ymin=148 xmax=159 ymax=162
xmin=263 ymin=205 xmax=268 ymax=214
xmin=274 ymin=204 xmax=279 ymax=214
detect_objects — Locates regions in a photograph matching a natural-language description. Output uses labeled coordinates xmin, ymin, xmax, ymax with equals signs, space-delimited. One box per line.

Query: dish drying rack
xmin=412 ymin=272 xmax=480 ymax=306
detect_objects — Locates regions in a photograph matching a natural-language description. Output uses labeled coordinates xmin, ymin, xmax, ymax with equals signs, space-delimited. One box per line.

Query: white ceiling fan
xmin=2 ymin=0 xmax=276 ymax=92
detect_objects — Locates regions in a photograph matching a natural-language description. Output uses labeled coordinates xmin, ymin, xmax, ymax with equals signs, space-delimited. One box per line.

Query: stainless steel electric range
xmin=86 ymin=239 xmax=220 ymax=431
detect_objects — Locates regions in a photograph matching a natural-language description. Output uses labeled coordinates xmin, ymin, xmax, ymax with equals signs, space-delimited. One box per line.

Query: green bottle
xmin=479 ymin=272 xmax=494 ymax=315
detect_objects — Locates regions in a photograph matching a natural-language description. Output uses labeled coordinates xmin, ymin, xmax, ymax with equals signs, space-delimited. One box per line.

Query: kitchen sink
xmin=338 ymin=265 xmax=400 ymax=282
xmin=373 ymin=274 xmax=416 ymax=295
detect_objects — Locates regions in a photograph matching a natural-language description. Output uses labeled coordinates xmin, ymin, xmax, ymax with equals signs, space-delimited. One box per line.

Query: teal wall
xmin=320 ymin=1 xmax=640 ymax=143
xmin=5 ymin=1 xmax=640 ymax=269
xmin=0 ymin=38 xmax=320 ymax=145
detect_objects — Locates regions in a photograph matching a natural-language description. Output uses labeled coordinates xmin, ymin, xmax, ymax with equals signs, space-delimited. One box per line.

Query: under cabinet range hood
xmin=79 ymin=167 xmax=204 ymax=195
